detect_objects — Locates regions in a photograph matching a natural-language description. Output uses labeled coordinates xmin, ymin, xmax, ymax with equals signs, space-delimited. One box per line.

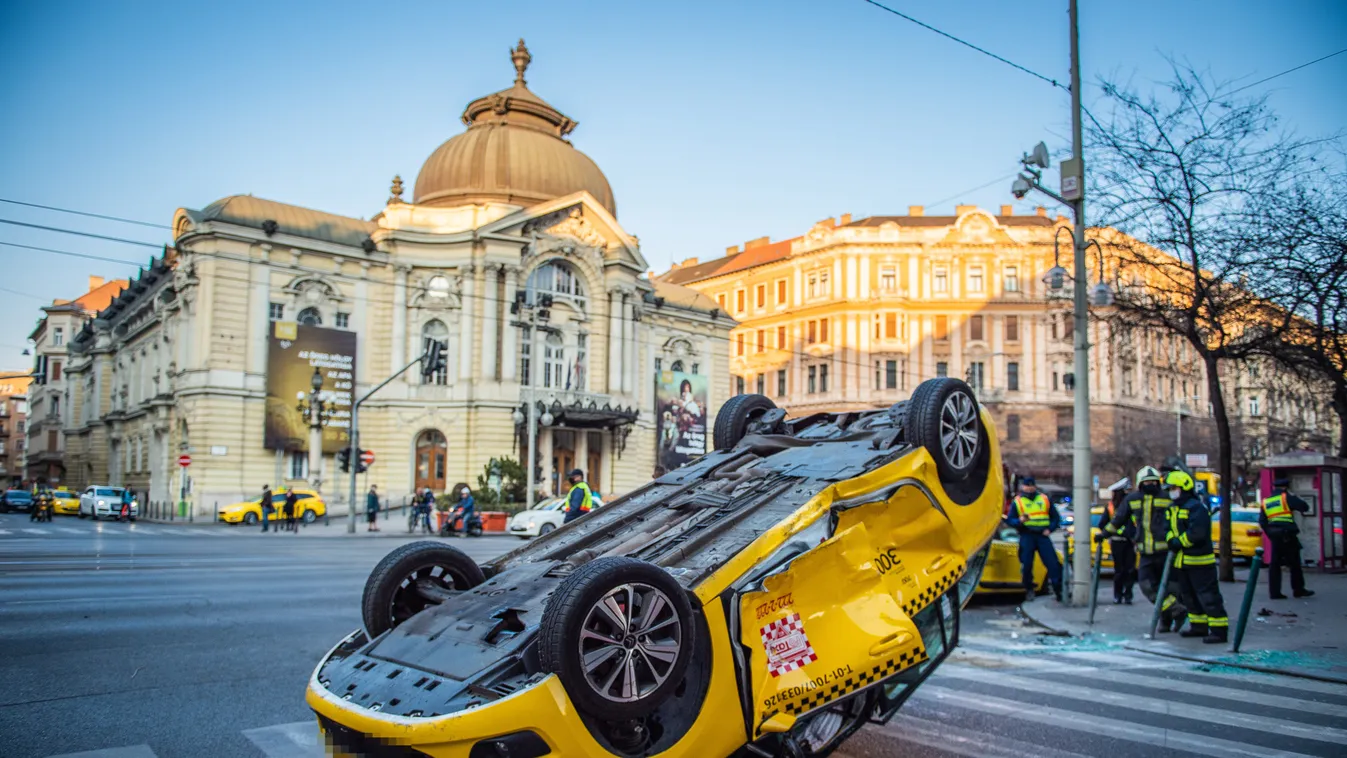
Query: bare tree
xmin=1087 ymin=63 xmax=1323 ymax=580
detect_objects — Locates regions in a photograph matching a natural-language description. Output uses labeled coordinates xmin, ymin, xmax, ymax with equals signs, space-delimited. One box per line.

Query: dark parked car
xmin=1 ymin=489 xmax=34 ymax=513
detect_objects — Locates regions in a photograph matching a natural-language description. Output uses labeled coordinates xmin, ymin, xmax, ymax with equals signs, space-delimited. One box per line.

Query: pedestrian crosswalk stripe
xmin=1056 ymin=650 xmax=1347 ymax=697
xmin=242 ymin=720 xmax=324 ymax=758
xmin=45 ymin=744 xmax=158 ymax=758
xmin=56 ymin=527 xmax=82 ymax=534
xmin=939 ymin=664 xmax=1347 ymax=744
xmin=914 ymin=685 xmax=1316 ymax=758
xmin=873 ymin=712 xmax=1093 ymax=758
xmin=0 ymin=529 xmax=10 ymax=535
xmin=1034 ymin=660 xmax=1347 ymax=717
xmin=22 ymin=528 xmax=47 ymax=534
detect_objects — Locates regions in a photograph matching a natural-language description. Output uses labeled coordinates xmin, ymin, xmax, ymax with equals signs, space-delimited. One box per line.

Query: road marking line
xmin=45 ymin=745 xmax=159 ymax=758
xmin=874 ymin=712 xmax=1092 ymax=758
xmin=914 ymin=685 xmax=1315 ymax=758
xmin=22 ymin=528 xmax=48 ymax=534
xmin=1055 ymin=651 xmax=1347 ymax=697
xmin=0 ymin=529 xmax=10 ymax=535
xmin=242 ymin=720 xmax=324 ymax=758
xmin=936 ymin=666 xmax=1347 ymax=744
xmin=56 ymin=527 xmax=83 ymax=534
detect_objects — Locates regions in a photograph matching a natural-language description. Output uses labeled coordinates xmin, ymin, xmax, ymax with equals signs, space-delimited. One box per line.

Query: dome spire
xmin=511 ymin=38 xmax=531 ymax=86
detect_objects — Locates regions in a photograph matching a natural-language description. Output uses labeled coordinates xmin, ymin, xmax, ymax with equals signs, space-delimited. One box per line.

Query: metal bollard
xmin=1231 ymin=547 xmax=1264 ymax=653
xmin=189 ymin=502 xmax=194 ymax=522
xmin=1148 ymin=552 xmax=1176 ymax=637
xmin=214 ymin=501 xmax=218 ymax=523
xmin=1063 ymin=536 xmax=1074 ymax=599
xmin=1088 ymin=538 xmax=1104 ymax=625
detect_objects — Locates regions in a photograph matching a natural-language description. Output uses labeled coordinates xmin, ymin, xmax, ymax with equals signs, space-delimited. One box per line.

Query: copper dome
xmin=412 ymin=40 xmax=616 ymax=216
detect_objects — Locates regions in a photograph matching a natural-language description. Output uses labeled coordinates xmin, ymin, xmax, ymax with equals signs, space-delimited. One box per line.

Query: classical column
xmin=392 ymin=264 xmax=409 ymax=371
xmin=502 ymin=266 xmax=521 ymax=382
xmin=575 ymin=431 xmax=589 ymax=483
xmin=481 ymin=264 xmax=499 ymax=381
xmin=621 ymin=293 xmax=636 ymax=396
xmin=607 ymin=290 xmax=622 ymax=394
xmin=251 ymin=245 xmax=272 ymax=374
xmin=540 ymin=427 xmax=555 ymax=497
xmin=458 ymin=263 xmax=476 ymax=383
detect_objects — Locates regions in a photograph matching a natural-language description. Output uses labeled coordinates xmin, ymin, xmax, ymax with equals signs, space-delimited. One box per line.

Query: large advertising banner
xmin=656 ymin=370 xmax=708 ymax=471
xmin=265 ymin=322 xmax=356 ymax=453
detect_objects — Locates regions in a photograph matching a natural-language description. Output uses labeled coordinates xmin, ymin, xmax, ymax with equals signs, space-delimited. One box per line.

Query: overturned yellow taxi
xmin=307 ymin=378 xmax=1003 ymax=758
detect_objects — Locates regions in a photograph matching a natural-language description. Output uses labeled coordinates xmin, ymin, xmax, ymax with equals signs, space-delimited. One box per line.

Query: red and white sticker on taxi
xmin=760 ymin=612 xmax=817 ymax=677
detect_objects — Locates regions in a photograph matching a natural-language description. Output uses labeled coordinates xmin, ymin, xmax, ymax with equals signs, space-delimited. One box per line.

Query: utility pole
xmin=513 ymin=294 xmax=552 ymax=512
xmin=1066 ymin=0 xmax=1091 ymax=607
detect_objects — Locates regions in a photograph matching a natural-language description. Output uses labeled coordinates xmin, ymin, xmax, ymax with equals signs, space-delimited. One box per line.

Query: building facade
xmin=662 ymin=205 xmax=1339 ymax=484
xmin=0 ymin=372 xmax=31 ymax=485
xmin=25 ymin=277 xmax=127 ymax=485
xmin=63 ymin=41 xmax=732 ymax=512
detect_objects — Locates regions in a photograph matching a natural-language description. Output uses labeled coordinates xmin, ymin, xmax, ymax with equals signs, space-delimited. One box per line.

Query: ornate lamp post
xmin=296 ymin=367 xmax=334 ymax=524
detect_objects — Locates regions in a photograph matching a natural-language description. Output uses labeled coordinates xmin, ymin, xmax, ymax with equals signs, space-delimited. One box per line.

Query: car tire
xmin=538 ymin=556 xmax=695 ymax=720
xmin=361 ymin=541 xmax=485 ymax=638
xmin=905 ymin=378 xmax=985 ymax=482
xmin=539 ymin=522 xmax=555 ymax=536
xmin=301 ymin=509 xmax=316 ymax=524
xmin=243 ymin=512 xmax=258 ymax=525
xmin=712 ymin=393 xmax=778 ymax=450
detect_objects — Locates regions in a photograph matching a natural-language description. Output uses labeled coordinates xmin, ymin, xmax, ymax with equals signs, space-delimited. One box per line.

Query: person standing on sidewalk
xmin=1006 ymin=477 xmax=1063 ymax=601
xmin=1164 ymin=470 xmax=1229 ymax=643
xmin=366 ymin=485 xmax=380 ymax=532
xmin=1261 ymin=478 xmax=1314 ymax=600
xmin=283 ymin=489 xmax=298 ymax=532
xmin=1099 ymin=484 xmax=1137 ymax=604
xmin=1103 ymin=466 xmax=1186 ymax=630
xmin=260 ymin=484 xmax=273 ymax=533
xmin=420 ymin=488 xmax=436 ymax=534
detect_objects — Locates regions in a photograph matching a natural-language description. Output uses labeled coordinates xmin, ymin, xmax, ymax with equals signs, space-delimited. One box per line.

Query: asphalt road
xmin=2 ymin=513 xmax=1345 ymax=758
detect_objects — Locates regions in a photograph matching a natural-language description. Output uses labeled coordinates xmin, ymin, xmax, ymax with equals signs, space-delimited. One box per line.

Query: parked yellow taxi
xmin=1214 ymin=507 xmax=1263 ymax=559
xmin=219 ymin=489 xmax=326 ymax=525
xmin=50 ymin=489 xmax=81 ymax=515
xmin=977 ymin=526 xmax=1062 ymax=597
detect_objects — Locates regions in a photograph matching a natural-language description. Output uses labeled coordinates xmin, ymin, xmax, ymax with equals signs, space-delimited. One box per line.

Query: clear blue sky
xmin=1 ymin=0 xmax=1343 ymax=370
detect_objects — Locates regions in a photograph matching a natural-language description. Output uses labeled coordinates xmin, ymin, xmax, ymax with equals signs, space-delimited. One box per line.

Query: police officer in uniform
xmin=1101 ymin=466 xmax=1186 ymax=629
xmin=1164 ymin=470 xmax=1229 ymax=643
xmin=562 ymin=469 xmax=593 ymax=525
xmin=1006 ymin=476 xmax=1063 ymax=601
xmin=1261 ymin=478 xmax=1314 ymax=600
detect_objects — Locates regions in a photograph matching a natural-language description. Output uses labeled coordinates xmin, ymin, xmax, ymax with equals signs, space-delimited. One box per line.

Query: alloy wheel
xmin=939 ymin=390 xmax=980 ymax=470
xmin=578 ymin=582 xmax=683 ymax=703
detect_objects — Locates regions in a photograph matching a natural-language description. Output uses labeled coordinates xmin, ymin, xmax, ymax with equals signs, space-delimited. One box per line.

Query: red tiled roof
xmin=74 ymin=279 xmax=129 ymax=314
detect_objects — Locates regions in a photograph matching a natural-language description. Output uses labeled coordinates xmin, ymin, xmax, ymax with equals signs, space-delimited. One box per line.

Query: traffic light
xmin=337 ymin=447 xmax=351 ymax=473
xmin=420 ymin=338 xmax=448 ymax=380
xmin=355 ymin=448 xmax=368 ymax=474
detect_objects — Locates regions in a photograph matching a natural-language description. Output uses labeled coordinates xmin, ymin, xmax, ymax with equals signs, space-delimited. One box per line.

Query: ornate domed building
xmin=62 ymin=41 xmax=733 ymax=513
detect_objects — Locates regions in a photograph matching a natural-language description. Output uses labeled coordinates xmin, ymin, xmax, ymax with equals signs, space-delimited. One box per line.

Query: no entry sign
xmin=360 ymin=450 xmax=376 ymax=466
xmin=177 ymin=455 xmax=192 ymax=467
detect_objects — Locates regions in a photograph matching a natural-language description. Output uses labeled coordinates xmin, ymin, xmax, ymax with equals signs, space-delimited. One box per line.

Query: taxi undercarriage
xmin=309 ymin=378 xmax=1002 ymax=758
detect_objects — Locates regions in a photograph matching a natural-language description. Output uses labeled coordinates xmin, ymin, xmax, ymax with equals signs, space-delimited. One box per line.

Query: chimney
xmin=1000 ymin=205 xmax=1014 ymax=216
xmin=744 ymin=236 xmax=771 ymax=250
xmin=955 ymin=204 xmax=976 ymax=215
xmin=1056 ymin=215 xmax=1069 ymax=224
xmin=681 ymin=257 xmax=699 ymax=267
xmin=1035 ymin=206 xmax=1048 ymax=217
xmin=908 ymin=205 xmax=924 ymax=217
xmin=725 ymin=245 xmax=740 ymax=256
xmin=88 ymin=276 xmax=105 ymax=291
xmin=839 ymin=213 xmax=852 ymax=225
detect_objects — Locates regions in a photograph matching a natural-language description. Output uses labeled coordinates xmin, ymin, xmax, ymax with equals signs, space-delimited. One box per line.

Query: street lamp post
xmin=296 ymin=367 xmax=334 ymax=525
xmin=1175 ymin=395 xmax=1202 ymax=457
xmin=1009 ymin=0 xmax=1097 ymax=605
xmin=512 ymin=294 xmax=553 ymax=512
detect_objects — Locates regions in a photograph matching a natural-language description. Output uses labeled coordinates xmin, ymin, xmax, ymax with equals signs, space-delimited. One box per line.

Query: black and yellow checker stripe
xmin=900 ymin=560 xmax=965 ymax=618
xmin=758 ymin=647 xmax=928 ymax=730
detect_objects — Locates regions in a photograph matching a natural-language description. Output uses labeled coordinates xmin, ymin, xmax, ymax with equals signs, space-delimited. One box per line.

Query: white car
xmin=507 ymin=493 xmax=604 ymax=538
xmin=79 ymin=486 xmax=139 ymax=520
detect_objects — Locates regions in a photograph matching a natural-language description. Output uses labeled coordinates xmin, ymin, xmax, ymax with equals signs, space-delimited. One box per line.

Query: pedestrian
xmin=1261 ymin=478 xmax=1314 ymax=599
xmin=283 ymin=489 xmax=298 ymax=532
xmin=366 ymin=485 xmax=380 ymax=532
xmin=1006 ymin=476 xmax=1063 ymax=601
xmin=1100 ymin=483 xmax=1137 ymax=604
xmin=1163 ymin=470 xmax=1229 ymax=643
xmin=420 ymin=488 xmax=436 ymax=534
xmin=1103 ymin=466 xmax=1186 ymax=630
xmin=259 ymin=484 xmax=273 ymax=532
xmin=562 ymin=469 xmax=593 ymax=524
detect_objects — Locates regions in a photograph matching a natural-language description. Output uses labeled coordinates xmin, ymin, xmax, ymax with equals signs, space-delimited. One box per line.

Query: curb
xmin=1017 ymin=597 xmax=1347 ymax=686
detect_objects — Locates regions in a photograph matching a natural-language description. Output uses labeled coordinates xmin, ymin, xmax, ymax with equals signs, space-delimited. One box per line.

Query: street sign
xmin=360 ymin=450 xmax=375 ymax=466
xmin=1185 ymin=453 xmax=1209 ymax=468
xmin=177 ymin=455 xmax=192 ymax=467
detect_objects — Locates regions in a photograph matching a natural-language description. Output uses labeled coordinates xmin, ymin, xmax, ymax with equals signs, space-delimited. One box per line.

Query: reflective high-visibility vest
xmin=567 ymin=482 xmax=593 ymax=514
xmin=1262 ymin=493 xmax=1295 ymax=525
xmin=1015 ymin=494 xmax=1051 ymax=528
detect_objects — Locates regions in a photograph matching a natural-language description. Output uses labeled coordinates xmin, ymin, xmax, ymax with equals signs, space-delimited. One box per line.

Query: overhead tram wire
xmin=861 ymin=0 xmax=1066 ymax=91
xmin=0 ymin=198 xmax=173 ymax=230
xmin=1228 ymin=48 xmax=1347 ymax=96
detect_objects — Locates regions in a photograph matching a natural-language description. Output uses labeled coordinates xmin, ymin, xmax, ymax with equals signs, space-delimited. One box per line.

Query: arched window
xmin=422 ymin=320 xmax=449 ymax=385
xmin=426 ymin=276 xmax=451 ymax=299
xmin=297 ymin=307 xmax=322 ymax=326
xmin=670 ymin=360 xmax=686 ymax=373
xmin=526 ymin=261 xmax=586 ymax=309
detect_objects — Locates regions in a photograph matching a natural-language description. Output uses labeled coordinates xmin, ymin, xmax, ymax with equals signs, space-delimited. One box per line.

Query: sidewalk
xmin=1020 ymin=562 xmax=1347 ymax=684
xmin=135 ymin=515 xmax=519 ymax=539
